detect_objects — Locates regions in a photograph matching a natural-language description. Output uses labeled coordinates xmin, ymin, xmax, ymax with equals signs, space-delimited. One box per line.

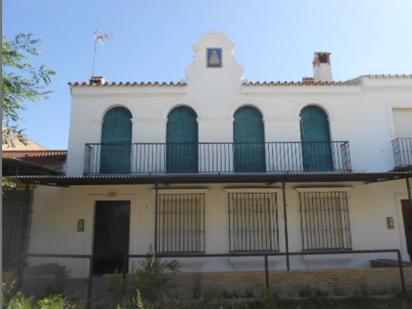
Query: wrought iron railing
xmin=392 ymin=137 xmax=412 ymax=169
xmin=84 ymin=141 xmax=351 ymax=175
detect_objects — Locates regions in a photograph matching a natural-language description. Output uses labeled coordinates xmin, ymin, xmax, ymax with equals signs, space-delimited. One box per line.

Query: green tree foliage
xmin=2 ymin=33 xmax=55 ymax=145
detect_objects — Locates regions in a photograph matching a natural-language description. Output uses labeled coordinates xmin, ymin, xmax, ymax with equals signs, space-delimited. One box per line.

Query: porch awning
xmin=11 ymin=171 xmax=412 ymax=187
xmin=3 ymin=158 xmax=64 ymax=176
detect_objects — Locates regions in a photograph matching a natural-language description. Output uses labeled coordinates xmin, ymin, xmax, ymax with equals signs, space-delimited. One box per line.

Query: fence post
xmin=86 ymin=257 xmax=93 ymax=309
xmin=264 ymin=255 xmax=269 ymax=290
xmin=282 ymin=181 xmax=290 ymax=271
xmin=396 ymin=250 xmax=406 ymax=297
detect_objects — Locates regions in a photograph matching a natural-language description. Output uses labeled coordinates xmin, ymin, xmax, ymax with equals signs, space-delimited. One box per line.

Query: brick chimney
xmin=313 ymin=52 xmax=332 ymax=82
xmin=89 ymin=76 xmax=106 ymax=85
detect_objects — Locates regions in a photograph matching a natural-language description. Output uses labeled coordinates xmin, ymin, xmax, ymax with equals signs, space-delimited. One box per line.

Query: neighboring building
xmin=2 ymin=130 xmax=47 ymax=151
xmin=13 ymin=33 xmax=412 ymax=284
xmin=3 ymin=150 xmax=67 ymax=176
xmin=2 ymin=143 xmax=66 ymax=274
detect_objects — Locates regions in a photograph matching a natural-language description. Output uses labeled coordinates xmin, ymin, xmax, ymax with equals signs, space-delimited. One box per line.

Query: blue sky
xmin=4 ymin=0 xmax=412 ymax=149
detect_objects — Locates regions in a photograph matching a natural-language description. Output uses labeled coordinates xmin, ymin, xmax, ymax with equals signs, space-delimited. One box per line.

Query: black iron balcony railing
xmin=392 ymin=137 xmax=412 ymax=169
xmin=84 ymin=141 xmax=351 ymax=175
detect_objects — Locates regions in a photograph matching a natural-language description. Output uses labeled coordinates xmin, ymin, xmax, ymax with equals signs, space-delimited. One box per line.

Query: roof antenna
xmin=91 ymin=29 xmax=111 ymax=83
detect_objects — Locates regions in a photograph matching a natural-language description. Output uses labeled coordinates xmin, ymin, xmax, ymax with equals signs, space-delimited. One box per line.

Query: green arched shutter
xmin=300 ymin=106 xmax=333 ymax=171
xmin=234 ymin=107 xmax=265 ymax=172
xmin=166 ymin=107 xmax=198 ymax=173
xmin=100 ymin=107 xmax=132 ymax=174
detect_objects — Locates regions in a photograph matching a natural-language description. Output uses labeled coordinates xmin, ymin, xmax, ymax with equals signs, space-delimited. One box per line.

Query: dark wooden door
xmin=92 ymin=201 xmax=130 ymax=274
xmin=402 ymin=200 xmax=412 ymax=261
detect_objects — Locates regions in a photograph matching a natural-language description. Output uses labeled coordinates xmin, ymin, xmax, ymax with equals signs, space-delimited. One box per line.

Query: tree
xmin=2 ymin=33 xmax=56 ymax=146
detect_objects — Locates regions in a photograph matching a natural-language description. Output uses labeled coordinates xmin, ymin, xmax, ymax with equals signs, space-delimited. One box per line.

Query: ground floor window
xmin=156 ymin=193 xmax=205 ymax=254
xmin=228 ymin=192 xmax=279 ymax=252
xmin=299 ymin=190 xmax=352 ymax=251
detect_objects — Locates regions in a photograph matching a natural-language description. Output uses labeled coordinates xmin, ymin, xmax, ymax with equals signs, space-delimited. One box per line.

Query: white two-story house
xmin=17 ymin=33 xmax=412 ymax=288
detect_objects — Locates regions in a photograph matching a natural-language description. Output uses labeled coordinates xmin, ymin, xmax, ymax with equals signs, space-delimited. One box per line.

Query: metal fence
xmin=392 ymin=137 xmax=412 ymax=169
xmin=23 ymin=249 xmax=407 ymax=309
xmin=84 ymin=141 xmax=352 ymax=175
xmin=3 ymin=190 xmax=33 ymax=270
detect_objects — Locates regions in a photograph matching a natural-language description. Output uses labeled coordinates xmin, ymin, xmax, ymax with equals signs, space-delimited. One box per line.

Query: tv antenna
xmin=91 ymin=29 xmax=111 ymax=76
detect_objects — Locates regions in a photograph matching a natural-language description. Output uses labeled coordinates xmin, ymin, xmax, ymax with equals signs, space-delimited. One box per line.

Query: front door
xmin=401 ymin=200 xmax=412 ymax=261
xmin=92 ymin=201 xmax=130 ymax=274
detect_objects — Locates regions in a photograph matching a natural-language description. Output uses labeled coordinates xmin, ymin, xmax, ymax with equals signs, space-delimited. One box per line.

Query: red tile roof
xmin=242 ymin=80 xmax=358 ymax=86
xmin=68 ymin=74 xmax=412 ymax=88
xmin=68 ymin=81 xmax=187 ymax=87
xmin=3 ymin=150 xmax=67 ymax=165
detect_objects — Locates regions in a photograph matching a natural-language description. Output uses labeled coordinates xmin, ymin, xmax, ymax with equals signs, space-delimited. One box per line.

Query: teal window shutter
xmin=166 ymin=107 xmax=198 ymax=173
xmin=233 ymin=106 xmax=265 ymax=172
xmin=300 ymin=106 xmax=333 ymax=171
xmin=100 ymin=107 xmax=132 ymax=174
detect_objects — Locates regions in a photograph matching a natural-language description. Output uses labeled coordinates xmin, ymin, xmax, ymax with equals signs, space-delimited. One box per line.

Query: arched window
xmin=300 ymin=106 xmax=333 ymax=171
xmin=233 ymin=106 xmax=265 ymax=172
xmin=100 ymin=107 xmax=132 ymax=174
xmin=166 ymin=106 xmax=198 ymax=173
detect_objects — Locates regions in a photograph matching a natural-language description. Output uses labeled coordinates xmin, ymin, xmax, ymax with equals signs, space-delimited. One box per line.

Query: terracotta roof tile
xmin=68 ymin=81 xmax=187 ymax=87
xmin=68 ymin=74 xmax=412 ymax=88
xmin=242 ymin=80 xmax=359 ymax=86
xmin=3 ymin=150 xmax=67 ymax=165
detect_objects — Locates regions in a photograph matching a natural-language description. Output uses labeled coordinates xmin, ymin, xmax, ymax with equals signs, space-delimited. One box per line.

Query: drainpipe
xmin=407 ymin=177 xmax=412 ymax=208
xmin=282 ymin=181 xmax=290 ymax=271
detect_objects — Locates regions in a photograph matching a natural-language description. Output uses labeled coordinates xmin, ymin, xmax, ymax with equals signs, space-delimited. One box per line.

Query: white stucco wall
xmin=66 ymin=33 xmax=412 ymax=176
xmin=28 ymin=180 xmax=410 ymax=278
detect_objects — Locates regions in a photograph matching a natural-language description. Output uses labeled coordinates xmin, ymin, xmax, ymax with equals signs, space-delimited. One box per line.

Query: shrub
xmin=4 ymin=293 xmax=81 ymax=309
xmin=36 ymin=295 xmax=73 ymax=309
xmin=5 ymin=292 xmax=33 ymax=309
xmin=121 ymin=256 xmax=180 ymax=308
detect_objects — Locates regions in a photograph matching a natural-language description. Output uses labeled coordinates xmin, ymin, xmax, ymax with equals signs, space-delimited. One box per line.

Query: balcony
xmin=392 ymin=137 xmax=412 ymax=170
xmin=84 ymin=141 xmax=351 ymax=175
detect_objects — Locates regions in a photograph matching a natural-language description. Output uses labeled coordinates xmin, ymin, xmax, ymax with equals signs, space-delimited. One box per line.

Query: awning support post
xmin=154 ymin=182 xmax=159 ymax=255
xmin=282 ymin=181 xmax=290 ymax=271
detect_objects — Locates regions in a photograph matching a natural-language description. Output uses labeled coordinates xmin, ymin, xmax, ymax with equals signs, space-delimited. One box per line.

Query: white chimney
xmin=89 ymin=75 xmax=106 ymax=85
xmin=313 ymin=52 xmax=332 ymax=82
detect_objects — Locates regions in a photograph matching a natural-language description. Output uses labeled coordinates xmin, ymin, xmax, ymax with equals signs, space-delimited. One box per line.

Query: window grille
xmin=228 ymin=192 xmax=279 ymax=252
xmin=156 ymin=193 xmax=205 ymax=254
xmin=299 ymin=191 xmax=352 ymax=251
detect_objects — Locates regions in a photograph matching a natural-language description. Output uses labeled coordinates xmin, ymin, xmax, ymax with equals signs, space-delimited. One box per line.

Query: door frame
xmin=91 ymin=200 xmax=131 ymax=275
xmin=394 ymin=193 xmax=411 ymax=260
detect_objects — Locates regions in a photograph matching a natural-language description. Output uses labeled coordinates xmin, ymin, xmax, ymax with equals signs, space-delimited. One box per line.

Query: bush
xmin=4 ymin=293 xmax=81 ymax=309
xmin=121 ymin=256 xmax=180 ymax=308
xmin=36 ymin=295 xmax=73 ymax=309
xmin=5 ymin=292 xmax=33 ymax=309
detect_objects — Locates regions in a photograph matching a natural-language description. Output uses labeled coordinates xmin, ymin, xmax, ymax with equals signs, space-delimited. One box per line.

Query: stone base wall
xmin=19 ymin=267 xmax=412 ymax=303
xmin=167 ymin=268 xmax=412 ymax=297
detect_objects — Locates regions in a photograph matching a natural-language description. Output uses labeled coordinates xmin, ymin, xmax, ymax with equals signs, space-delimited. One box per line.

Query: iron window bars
xmin=156 ymin=193 xmax=205 ymax=254
xmin=392 ymin=137 xmax=412 ymax=169
xmin=299 ymin=191 xmax=352 ymax=251
xmin=228 ymin=192 xmax=279 ymax=252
